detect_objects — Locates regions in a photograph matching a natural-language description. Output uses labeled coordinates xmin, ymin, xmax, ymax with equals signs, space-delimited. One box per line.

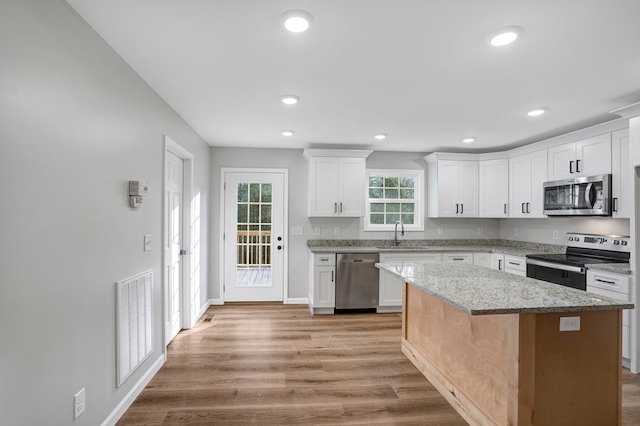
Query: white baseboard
xmin=286 ymin=297 xmax=309 ymax=305
xmin=101 ymin=353 xmax=165 ymax=426
xmin=196 ymin=300 xmax=212 ymax=320
xmin=209 ymin=298 xmax=224 ymax=305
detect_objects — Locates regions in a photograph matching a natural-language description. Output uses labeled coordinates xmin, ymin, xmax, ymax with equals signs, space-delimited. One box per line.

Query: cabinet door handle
xmin=460 ymin=204 xmax=464 ymax=214
xmin=508 ymin=261 xmax=520 ymax=266
xmin=339 ymin=202 xmax=343 ymax=213
xmin=526 ymin=202 xmax=530 ymax=213
xmin=570 ymin=160 xmax=575 ymax=174
xmin=452 ymin=257 xmax=465 ymax=261
xmin=613 ymin=197 xmax=618 ymax=212
xmin=498 ymin=259 xmax=503 ymax=270
xmin=521 ymin=203 xmax=525 ymax=213
xmin=576 ymin=159 xmax=581 ymax=173
xmin=334 ymin=202 xmax=337 ymax=213
xmin=504 ymin=203 xmax=507 ymax=214
xmin=456 ymin=204 xmax=459 ymax=214
xmin=595 ymin=278 xmax=616 ymax=285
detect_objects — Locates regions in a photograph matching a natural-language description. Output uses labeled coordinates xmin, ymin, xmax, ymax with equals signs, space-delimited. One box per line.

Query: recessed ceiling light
xmin=281 ymin=10 xmax=314 ymax=33
xmin=281 ymin=130 xmax=294 ymax=137
xmin=527 ymin=108 xmax=547 ymax=117
xmin=462 ymin=138 xmax=475 ymax=144
xmin=281 ymin=95 xmax=299 ymax=105
xmin=487 ymin=26 xmax=524 ymax=47
xmin=374 ymin=134 xmax=387 ymax=140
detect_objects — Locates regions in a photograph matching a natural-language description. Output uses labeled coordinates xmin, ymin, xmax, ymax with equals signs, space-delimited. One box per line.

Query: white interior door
xmin=165 ymin=151 xmax=183 ymax=343
xmin=223 ymin=171 xmax=286 ymax=302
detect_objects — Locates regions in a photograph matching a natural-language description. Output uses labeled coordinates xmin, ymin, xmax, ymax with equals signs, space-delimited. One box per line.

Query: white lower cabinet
xmin=442 ymin=253 xmax=473 ymax=263
xmin=587 ymin=270 xmax=632 ymax=361
xmin=491 ymin=253 xmax=505 ymax=271
xmin=473 ymin=253 xmax=491 ymax=268
xmin=378 ymin=252 xmax=442 ymax=312
xmin=504 ymin=255 xmax=526 ymax=277
xmin=309 ymin=253 xmax=335 ymax=314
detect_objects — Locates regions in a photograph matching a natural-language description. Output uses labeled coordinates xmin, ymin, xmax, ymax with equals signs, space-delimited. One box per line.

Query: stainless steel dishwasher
xmin=335 ymin=253 xmax=380 ymax=311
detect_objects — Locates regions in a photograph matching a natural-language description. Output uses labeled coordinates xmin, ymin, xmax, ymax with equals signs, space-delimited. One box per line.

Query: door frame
xmin=163 ymin=135 xmax=195 ymax=349
xmin=219 ymin=167 xmax=289 ymax=303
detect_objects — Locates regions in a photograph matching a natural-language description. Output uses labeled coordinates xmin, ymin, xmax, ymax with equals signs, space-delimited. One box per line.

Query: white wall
xmin=209 ymin=148 xmax=500 ymax=301
xmin=0 ymin=1 xmax=211 ymax=424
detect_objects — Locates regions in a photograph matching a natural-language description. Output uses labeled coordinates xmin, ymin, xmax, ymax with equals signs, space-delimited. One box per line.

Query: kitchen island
xmin=377 ymin=262 xmax=634 ymax=426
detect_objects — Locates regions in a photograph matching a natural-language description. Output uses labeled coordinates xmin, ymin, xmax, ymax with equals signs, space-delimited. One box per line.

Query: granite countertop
xmin=309 ymin=245 xmax=538 ymax=256
xmin=307 ymin=238 xmax=564 ymax=257
xmin=586 ymin=263 xmax=632 ymax=275
xmin=377 ymin=262 xmax=634 ymax=315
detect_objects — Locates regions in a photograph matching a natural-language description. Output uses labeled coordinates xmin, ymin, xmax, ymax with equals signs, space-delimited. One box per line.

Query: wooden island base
xmin=402 ymin=283 xmax=623 ymax=426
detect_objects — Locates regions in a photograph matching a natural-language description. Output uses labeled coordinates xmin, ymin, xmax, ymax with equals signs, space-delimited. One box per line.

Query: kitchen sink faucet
xmin=394 ymin=220 xmax=405 ymax=246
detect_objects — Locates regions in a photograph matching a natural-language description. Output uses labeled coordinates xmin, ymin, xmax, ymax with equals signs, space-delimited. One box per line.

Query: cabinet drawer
xmin=314 ymin=254 xmax=335 ymax=266
xmin=587 ymin=271 xmax=630 ymax=294
xmin=504 ymin=255 xmax=526 ymax=272
xmin=442 ymin=253 xmax=473 ymax=263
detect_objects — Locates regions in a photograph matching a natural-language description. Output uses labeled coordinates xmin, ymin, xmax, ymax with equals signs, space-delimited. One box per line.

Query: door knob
xmin=179 ymin=249 xmax=187 ymax=256
xmin=277 ymin=245 xmax=283 ymax=250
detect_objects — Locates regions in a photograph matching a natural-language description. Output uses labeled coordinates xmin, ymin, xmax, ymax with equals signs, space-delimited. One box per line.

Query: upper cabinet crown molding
xmin=610 ymin=102 xmax=640 ymax=119
xmin=303 ymin=149 xmax=373 ymax=159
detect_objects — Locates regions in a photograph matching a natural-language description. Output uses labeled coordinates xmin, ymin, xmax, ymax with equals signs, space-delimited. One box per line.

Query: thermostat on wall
xmin=129 ymin=181 xmax=149 ymax=196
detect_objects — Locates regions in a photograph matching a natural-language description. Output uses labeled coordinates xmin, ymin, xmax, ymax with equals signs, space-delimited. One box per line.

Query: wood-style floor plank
xmin=117 ymin=303 xmax=640 ymax=425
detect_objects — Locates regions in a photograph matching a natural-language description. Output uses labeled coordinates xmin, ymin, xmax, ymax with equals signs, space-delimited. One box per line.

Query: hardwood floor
xmin=118 ymin=304 xmax=640 ymax=425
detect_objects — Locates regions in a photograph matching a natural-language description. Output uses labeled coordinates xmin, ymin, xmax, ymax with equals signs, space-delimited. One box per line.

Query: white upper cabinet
xmin=612 ymin=129 xmax=631 ymax=218
xmin=425 ymin=155 xmax=478 ymax=218
xmin=547 ymin=134 xmax=612 ymax=181
xmin=509 ymin=150 xmax=547 ymax=218
xmin=304 ymin=149 xmax=372 ymax=217
xmin=479 ymin=158 xmax=509 ymax=218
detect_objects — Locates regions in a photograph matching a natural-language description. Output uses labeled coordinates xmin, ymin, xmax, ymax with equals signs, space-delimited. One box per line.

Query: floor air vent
xmin=116 ymin=269 xmax=153 ymax=387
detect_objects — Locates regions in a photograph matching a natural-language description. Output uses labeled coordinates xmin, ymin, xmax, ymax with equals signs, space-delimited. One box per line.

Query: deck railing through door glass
xmin=236 ymin=182 xmax=272 ymax=272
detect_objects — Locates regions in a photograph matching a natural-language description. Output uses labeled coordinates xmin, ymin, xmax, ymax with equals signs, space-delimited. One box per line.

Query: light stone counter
xmin=377 ymin=262 xmax=634 ymax=315
xmin=307 ymin=238 xmax=564 ymax=257
xmin=586 ymin=262 xmax=632 ymax=275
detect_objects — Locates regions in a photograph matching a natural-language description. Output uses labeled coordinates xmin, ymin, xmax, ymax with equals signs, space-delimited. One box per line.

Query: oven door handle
xmin=526 ymin=259 xmax=585 ymax=274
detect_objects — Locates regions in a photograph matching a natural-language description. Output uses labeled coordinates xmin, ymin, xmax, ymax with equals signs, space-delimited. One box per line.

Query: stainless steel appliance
xmin=336 ymin=253 xmax=379 ymax=311
xmin=526 ymin=233 xmax=630 ymax=290
xmin=543 ymin=174 xmax=612 ymax=216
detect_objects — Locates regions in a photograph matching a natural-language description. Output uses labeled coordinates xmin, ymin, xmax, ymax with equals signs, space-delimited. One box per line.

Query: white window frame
xmin=364 ymin=169 xmax=424 ymax=231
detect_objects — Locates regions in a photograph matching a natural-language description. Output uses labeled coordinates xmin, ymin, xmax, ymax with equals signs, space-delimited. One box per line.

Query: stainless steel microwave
xmin=543 ymin=174 xmax=612 ymax=216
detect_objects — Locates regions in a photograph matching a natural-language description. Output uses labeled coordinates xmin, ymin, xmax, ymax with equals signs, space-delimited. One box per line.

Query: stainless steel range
xmin=526 ymin=233 xmax=630 ymax=290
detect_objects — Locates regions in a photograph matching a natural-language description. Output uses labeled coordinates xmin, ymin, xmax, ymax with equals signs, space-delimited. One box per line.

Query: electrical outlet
xmin=559 ymin=316 xmax=580 ymax=332
xmin=478 ymin=227 xmax=483 ymax=235
xmin=74 ymin=388 xmax=85 ymax=420
xmin=437 ymin=227 xmax=443 ymax=235
xmin=514 ymin=228 xmax=519 ymax=237
xmin=290 ymin=226 xmax=303 ymax=236
xmin=334 ymin=227 xmax=341 ymax=236
xmin=314 ymin=227 xmax=321 ymax=236
xmin=553 ymin=230 xmax=559 ymax=240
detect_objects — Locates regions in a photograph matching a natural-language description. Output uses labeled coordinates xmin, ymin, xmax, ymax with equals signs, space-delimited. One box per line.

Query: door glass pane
xmin=236 ymin=182 xmax=272 ymax=288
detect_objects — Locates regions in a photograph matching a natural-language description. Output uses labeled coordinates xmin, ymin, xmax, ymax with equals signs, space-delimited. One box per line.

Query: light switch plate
xmin=290 ymin=226 xmax=303 ymax=236
xmin=144 ymin=234 xmax=152 ymax=251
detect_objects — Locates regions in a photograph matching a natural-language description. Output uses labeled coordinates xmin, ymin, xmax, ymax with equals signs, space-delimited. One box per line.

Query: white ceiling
xmin=65 ymin=0 xmax=640 ymax=153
